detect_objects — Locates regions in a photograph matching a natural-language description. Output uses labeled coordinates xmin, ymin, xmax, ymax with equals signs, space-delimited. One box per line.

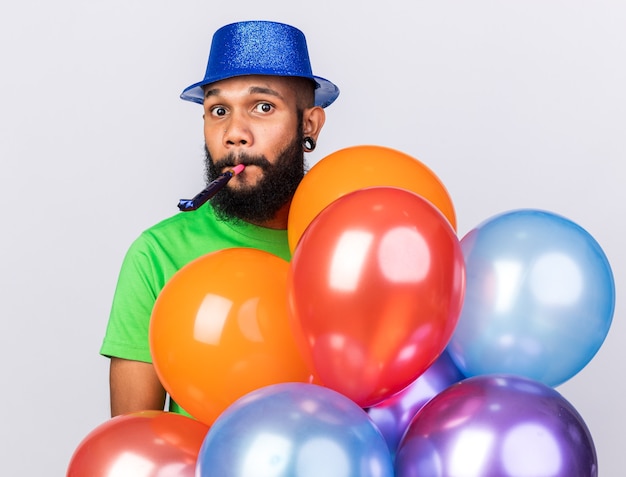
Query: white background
xmin=1 ymin=1 xmax=624 ymax=474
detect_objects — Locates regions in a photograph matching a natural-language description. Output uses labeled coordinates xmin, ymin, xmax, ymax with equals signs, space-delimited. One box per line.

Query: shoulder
xmin=126 ymin=205 xmax=291 ymax=265
xmin=137 ymin=206 xmax=219 ymax=244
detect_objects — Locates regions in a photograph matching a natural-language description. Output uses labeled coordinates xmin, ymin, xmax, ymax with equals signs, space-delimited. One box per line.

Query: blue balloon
xmin=196 ymin=383 xmax=394 ymax=477
xmin=448 ymin=209 xmax=614 ymax=386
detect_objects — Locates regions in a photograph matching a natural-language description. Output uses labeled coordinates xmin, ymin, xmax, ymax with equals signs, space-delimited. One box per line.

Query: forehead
xmin=203 ymin=75 xmax=301 ymax=101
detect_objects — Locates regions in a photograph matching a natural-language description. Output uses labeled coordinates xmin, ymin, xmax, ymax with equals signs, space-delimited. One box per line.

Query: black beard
xmin=204 ymin=133 xmax=306 ymax=224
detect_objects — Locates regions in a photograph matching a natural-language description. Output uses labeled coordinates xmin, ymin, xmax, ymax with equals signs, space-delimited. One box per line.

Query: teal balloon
xmin=448 ymin=209 xmax=614 ymax=387
xmin=196 ymin=383 xmax=393 ymax=477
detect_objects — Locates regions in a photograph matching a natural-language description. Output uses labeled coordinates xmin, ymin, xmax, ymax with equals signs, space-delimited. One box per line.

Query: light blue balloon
xmin=196 ymin=383 xmax=394 ymax=477
xmin=448 ymin=209 xmax=614 ymax=387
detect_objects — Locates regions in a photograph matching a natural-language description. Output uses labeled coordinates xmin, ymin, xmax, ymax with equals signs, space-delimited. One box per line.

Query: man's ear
xmin=302 ymin=106 xmax=326 ymax=142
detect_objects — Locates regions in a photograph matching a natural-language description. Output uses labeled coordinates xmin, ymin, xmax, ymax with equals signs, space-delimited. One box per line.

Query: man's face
xmin=202 ymin=75 xmax=307 ymax=223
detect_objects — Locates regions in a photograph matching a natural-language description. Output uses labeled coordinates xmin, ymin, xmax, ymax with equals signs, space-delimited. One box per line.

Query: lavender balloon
xmin=196 ymin=383 xmax=393 ymax=477
xmin=395 ymin=375 xmax=597 ymax=477
xmin=368 ymin=350 xmax=464 ymax=456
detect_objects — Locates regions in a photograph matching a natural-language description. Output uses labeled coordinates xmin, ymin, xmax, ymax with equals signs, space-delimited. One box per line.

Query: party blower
xmin=177 ymin=164 xmax=245 ymax=211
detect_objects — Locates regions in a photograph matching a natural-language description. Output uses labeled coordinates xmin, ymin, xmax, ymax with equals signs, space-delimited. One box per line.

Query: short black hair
xmin=290 ymin=77 xmax=316 ymax=109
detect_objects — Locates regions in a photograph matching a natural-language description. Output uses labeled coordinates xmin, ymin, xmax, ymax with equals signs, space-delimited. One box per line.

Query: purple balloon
xmin=368 ymin=350 xmax=464 ymax=456
xmin=395 ymin=375 xmax=597 ymax=477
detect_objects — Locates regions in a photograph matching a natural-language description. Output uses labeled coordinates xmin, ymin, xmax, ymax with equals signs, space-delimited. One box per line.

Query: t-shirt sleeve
xmin=100 ymin=235 xmax=161 ymax=363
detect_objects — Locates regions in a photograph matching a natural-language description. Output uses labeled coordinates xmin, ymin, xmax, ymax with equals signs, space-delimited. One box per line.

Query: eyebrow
xmin=204 ymin=88 xmax=220 ymax=99
xmin=248 ymin=86 xmax=284 ymax=99
xmin=203 ymin=85 xmax=285 ymax=100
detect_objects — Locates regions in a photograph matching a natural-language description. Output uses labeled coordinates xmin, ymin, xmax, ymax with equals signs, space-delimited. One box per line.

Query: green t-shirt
xmin=100 ymin=204 xmax=291 ymax=414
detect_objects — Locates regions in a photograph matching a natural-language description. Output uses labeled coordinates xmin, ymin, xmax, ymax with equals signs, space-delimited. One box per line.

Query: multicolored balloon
xmin=448 ymin=209 xmax=615 ymax=387
xmin=395 ymin=375 xmax=597 ymax=477
xmin=288 ymin=187 xmax=465 ymax=407
xmin=67 ymin=411 xmax=209 ymax=476
xmin=367 ymin=350 xmax=464 ymax=456
xmin=196 ymin=383 xmax=394 ymax=477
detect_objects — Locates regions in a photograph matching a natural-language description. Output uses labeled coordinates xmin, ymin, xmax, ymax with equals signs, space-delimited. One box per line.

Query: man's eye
xmin=211 ymin=107 xmax=227 ymax=117
xmin=255 ymin=103 xmax=273 ymax=113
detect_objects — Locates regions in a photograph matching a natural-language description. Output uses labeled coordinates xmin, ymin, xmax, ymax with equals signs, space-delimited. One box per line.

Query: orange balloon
xmin=288 ymin=145 xmax=456 ymax=252
xmin=150 ymin=248 xmax=312 ymax=426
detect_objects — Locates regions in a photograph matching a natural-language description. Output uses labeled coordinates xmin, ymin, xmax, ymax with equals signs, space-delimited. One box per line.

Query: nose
xmin=223 ymin=111 xmax=253 ymax=148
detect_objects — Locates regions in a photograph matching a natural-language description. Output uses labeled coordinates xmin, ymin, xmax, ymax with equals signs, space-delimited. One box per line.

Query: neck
xmin=248 ymin=201 xmax=291 ymax=230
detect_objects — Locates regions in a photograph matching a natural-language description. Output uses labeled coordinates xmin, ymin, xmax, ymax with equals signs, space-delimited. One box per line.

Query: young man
xmin=100 ymin=20 xmax=339 ymax=416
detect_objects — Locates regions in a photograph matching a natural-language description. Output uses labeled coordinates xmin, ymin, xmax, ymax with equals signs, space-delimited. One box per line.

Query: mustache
xmin=213 ymin=153 xmax=272 ymax=170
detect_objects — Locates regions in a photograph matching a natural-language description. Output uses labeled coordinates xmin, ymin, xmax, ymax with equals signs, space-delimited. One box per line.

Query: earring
xmin=303 ymin=136 xmax=316 ymax=152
